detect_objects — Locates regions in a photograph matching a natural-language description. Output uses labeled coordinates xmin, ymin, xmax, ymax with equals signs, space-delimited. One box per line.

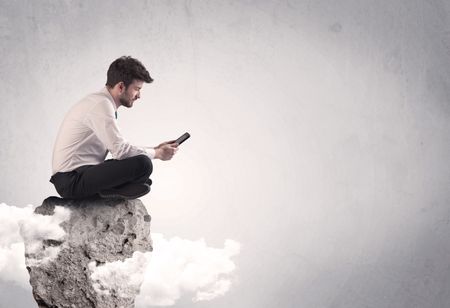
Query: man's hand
xmin=154 ymin=141 xmax=179 ymax=161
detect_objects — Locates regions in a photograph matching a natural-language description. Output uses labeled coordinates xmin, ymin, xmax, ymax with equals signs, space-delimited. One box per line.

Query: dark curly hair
xmin=106 ymin=56 xmax=153 ymax=88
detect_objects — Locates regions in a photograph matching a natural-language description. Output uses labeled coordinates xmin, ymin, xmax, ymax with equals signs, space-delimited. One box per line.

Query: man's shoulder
xmin=82 ymin=88 xmax=112 ymax=104
xmin=74 ymin=89 xmax=114 ymax=114
xmin=89 ymin=88 xmax=112 ymax=101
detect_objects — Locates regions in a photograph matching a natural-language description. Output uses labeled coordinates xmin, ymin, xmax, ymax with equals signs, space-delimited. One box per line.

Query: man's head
xmin=106 ymin=56 xmax=153 ymax=108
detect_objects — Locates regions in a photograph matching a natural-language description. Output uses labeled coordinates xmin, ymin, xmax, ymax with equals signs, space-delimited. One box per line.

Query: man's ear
xmin=118 ymin=82 xmax=126 ymax=93
xmin=115 ymin=81 xmax=125 ymax=94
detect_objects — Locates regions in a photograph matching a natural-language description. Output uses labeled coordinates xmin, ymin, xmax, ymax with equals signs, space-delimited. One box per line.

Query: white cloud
xmin=135 ymin=234 xmax=241 ymax=307
xmin=0 ymin=203 xmax=70 ymax=289
xmin=0 ymin=203 xmax=241 ymax=306
xmin=89 ymin=234 xmax=241 ymax=306
xmin=0 ymin=203 xmax=35 ymax=289
xmin=89 ymin=251 xmax=149 ymax=298
xmin=0 ymin=241 xmax=29 ymax=289
xmin=19 ymin=205 xmax=71 ymax=267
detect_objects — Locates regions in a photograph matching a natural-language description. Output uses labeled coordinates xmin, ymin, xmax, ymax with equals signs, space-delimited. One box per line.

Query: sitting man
xmin=50 ymin=56 xmax=178 ymax=199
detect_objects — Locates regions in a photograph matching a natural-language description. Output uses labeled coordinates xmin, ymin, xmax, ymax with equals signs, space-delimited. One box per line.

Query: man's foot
xmin=99 ymin=183 xmax=151 ymax=200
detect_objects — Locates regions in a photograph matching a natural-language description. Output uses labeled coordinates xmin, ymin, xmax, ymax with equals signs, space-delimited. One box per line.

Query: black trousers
xmin=50 ymin=155 xmax=153 ymax=199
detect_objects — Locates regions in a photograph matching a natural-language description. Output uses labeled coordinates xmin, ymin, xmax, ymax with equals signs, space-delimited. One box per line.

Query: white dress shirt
xmin=52 ymin=87 xmax=155 ymax=175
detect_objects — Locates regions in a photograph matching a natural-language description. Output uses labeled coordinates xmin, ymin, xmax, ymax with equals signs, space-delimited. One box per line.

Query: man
xmin=50 ymin=56 xmax=178 ymax=199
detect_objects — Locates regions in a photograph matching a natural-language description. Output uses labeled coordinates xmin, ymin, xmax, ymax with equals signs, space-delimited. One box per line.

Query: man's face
xmin=119 ymin=79 xmax=144 ymax=108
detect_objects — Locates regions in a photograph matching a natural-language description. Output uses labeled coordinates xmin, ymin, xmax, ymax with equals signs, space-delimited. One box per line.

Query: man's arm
xmin=85 ymin=101 xmax=156 ymax=160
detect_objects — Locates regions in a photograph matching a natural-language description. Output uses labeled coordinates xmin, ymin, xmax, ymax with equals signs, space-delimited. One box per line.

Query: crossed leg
xmin=51 ymin=155 xmax=152 ymax=199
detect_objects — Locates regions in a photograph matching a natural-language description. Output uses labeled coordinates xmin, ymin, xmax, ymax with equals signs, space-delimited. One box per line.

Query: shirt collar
xmin=101 ymin=86 xmax=118 ymax=112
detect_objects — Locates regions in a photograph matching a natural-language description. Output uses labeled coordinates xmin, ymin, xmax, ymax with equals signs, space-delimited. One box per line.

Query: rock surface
xmin=25 ymin=196 xmax=152 ymax=308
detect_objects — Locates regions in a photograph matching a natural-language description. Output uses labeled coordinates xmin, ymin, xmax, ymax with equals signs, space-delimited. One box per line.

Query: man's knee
xmin=134 ymin=155 xmax=153 ymax=176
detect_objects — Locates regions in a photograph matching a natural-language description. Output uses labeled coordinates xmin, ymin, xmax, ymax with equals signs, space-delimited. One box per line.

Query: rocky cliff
xmin=24 ymin=196 xmax=152 ymax=308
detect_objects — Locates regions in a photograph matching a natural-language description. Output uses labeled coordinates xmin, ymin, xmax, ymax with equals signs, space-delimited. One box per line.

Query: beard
xmin=119 ymin=94 xmax=134 ymax=108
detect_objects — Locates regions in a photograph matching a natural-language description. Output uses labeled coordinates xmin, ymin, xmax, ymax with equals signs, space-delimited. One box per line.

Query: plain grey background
xmin=1 ymin=0 xmax=450 ymax=307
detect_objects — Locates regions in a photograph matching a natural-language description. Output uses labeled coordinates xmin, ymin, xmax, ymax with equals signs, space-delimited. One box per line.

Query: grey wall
xmin=1 ymin=0 xmax=450 ymax=307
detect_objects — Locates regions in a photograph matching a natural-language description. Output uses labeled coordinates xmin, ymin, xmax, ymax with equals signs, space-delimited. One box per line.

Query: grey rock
xmin=25 ymin=196 xmax=152 ymax=308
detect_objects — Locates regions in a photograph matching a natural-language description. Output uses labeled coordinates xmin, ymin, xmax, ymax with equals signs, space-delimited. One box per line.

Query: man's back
xmin=51 ymin=88 xmax=116 ymax=175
